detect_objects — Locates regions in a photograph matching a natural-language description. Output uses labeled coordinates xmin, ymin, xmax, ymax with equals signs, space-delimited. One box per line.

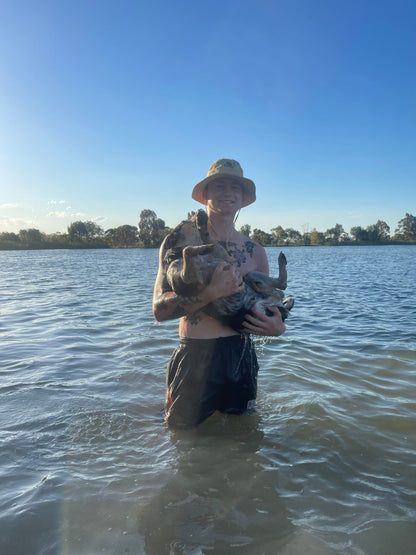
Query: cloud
xmin=0 ymin=217 xmax=37 ymax=232
xmin=46 ymin=201 xmax=83 ymax=219
xmin=47 ymin=211 xmax=69 ymax=218
xmin=45 ymin=201 xmax=103 ymax=225
xmin=0 ymin=203 xmax=18 ymax=209
xmin=47 ymin=211 xmax=86 ymax=218
xmin=47 ymin=200 xmax=67 ymax=205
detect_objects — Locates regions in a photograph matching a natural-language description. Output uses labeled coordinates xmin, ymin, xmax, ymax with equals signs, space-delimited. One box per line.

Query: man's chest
xmin=218 ymin=239 xmax=258 ymax=275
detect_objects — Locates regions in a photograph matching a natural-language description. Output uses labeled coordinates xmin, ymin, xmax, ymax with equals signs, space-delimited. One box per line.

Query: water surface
xmin=1 ymin=246 xmax=415 ymax=554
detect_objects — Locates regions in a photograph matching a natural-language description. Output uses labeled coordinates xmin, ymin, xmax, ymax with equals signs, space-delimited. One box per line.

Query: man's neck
xmin=207 ymin=210 xmax=237 ymax=242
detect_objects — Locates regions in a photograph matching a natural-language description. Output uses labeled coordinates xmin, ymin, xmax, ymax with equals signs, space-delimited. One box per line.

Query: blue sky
xmin=1 ymin=0 xmax=415 ymax=236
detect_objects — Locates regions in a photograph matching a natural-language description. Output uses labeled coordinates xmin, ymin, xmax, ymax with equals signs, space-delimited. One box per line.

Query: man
xmin=153 ymin=159 xmax=286 ymax=428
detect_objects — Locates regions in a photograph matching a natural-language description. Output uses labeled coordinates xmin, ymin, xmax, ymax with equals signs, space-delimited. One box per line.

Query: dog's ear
xmin=244 ymin=272 xmax=285 ymax=297
xmin=266 ymin=277 xmax=287 ymax=292
xmin=196 ymin=209 xmax=209 ymax=242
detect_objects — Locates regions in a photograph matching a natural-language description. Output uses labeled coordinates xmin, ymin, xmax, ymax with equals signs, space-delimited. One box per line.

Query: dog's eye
xmin=164 ymin=247 xmax=183 ymax=264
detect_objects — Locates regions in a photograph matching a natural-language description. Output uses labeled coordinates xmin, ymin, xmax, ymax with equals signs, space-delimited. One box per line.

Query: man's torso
xmin=179 ymin=234 xmax=262 ymax=338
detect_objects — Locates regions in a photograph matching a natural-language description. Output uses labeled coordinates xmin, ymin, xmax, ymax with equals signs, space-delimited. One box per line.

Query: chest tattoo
xmin=218 ymin=240 xmax=255 ymax=268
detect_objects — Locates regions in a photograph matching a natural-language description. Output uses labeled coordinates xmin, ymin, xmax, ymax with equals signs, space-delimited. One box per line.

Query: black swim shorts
xmin=165 ymin=334 xmax=259 ymax=429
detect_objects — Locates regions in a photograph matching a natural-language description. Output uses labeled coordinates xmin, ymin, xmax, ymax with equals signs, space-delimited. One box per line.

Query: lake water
xmin=1 ymin=246 xmax=415 ymax=555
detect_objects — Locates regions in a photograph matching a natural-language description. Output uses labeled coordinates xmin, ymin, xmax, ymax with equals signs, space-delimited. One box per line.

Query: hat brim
xmin=192 ymin=175 xmax=256 ymax=208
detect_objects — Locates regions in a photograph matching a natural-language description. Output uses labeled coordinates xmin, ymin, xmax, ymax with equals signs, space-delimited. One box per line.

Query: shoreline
xmin=1 ymin=241 xmax=415 ymax=252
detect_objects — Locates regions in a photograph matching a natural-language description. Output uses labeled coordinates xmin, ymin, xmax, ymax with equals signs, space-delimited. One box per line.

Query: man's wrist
xmin=200 ymin=284 xmax=214 ymax=305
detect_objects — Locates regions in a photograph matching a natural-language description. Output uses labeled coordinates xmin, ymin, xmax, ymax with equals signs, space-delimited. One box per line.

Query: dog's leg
xmin=181 ymin=244 xmax=216 ymax=284
xmin=275 ymin=251 xmax=288 ymax=290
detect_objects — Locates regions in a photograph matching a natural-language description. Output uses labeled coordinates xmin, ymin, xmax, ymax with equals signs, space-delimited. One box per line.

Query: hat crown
xmin=192 ymin=158 xmax=256 ymax=207
xmin=207 ymin=159 xmax=244 ymax=179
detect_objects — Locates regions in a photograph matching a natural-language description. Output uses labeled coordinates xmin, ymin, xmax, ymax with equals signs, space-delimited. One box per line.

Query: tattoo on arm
xmin=154 ymin=292 xmax=204 ymax=321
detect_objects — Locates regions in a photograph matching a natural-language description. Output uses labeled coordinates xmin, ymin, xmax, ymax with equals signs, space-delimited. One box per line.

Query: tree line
xmin=1 ymin=210 xmax=415 ymax=250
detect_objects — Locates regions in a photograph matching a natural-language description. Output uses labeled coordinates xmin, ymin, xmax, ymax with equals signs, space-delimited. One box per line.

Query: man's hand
xmin=242 ymin=306 xmax=286 ymax=337
xmin=202 ymin=262 xmax=244 ymax=304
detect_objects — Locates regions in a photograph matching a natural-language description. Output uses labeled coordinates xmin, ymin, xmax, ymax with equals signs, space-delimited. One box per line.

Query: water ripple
xmin=1 ymin=247 xmax=416 ymax=554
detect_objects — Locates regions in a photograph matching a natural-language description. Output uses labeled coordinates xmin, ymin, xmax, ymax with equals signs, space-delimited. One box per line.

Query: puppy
xmin=163 ymin=210 xmax=294 ymax=332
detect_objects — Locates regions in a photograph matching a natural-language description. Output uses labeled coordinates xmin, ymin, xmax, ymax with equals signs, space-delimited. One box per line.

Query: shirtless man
xmin=153 ymin=159 xmax=286 ymax=428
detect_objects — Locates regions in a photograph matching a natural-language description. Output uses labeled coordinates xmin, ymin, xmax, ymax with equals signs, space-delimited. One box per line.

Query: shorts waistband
xmin=178 ymin=334 xmax=248 ymax=347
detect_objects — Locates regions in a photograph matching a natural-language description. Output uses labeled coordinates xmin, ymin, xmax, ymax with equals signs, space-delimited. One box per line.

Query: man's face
xmin=205 ymin=178 xmax=243 ymax=215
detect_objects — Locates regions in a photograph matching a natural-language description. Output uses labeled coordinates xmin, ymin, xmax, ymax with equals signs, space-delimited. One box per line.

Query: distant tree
xmin=3 ymin=211 xmax=413 ymax=250
xmin=0 ymin=231 xmax=21 ymax=249
xmin=350 ymin=226 xmax=368 ymax=242
xmin=340 ymin=231 xmax=351 ymax=243
xmin=366 ymin=224 xmax=380 ymax=242
xmin=363 ymin=220 xmax=390 ymax=243
xmin=309 ymin=229 xmax=325 ymax=246
xmin=110 ymin=225 xmax=138 ymax=248
xmin=18 ymin=228 xmax=43 ymax=244
xmin=325 ymin=224 xmax=344 ymax=245
xmin=0 ymin=232 xmax=20 ymax=242
xmin=301 ymin=232 xmax=311 ymax=246
xmin=374 ymin=220 xmax=390 ymax=241
xmin=138 ymin=210 xmax=157 ymax=247
xmin=45 ymin=232 xmax=69 ymax=246
xmin=394 ymin=213 xmax=416 ymax=241
xmin=104 ymin=228 xmax=117 ymax=245
xmin=138 ymin=209 xmax=169 ymax=247
xmin=285 ymin=228 xmax=301 ymax=245
xmin=68 ymin=221 xmax=89 ymax=241
xmin=270 ymin=226 xmax=287 ymax=245
xmin=67 ymin=221 xmax=104 ymax=242
xmin=251 ymin=228 xmax=271 ymax=246
xmin=239 ymin=224 xmax=251 ymax=238
xmin=84 ymin=221 xmax=104 ymax=239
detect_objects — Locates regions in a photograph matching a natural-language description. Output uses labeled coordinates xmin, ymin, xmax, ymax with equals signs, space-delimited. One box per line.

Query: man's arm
xmin=152 ymin=237 xmax=244 ymax=322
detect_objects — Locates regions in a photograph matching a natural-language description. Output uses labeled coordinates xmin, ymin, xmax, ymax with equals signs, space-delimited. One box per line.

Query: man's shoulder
xmin=236 ymin=231 xmax=264 ymax=254
xmin=231 ymin=232 xmax=267 ymax=272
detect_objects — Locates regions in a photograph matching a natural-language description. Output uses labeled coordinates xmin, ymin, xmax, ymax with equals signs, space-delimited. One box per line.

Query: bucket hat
xmin=192 ymin=159 xmax=256 ymax=207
